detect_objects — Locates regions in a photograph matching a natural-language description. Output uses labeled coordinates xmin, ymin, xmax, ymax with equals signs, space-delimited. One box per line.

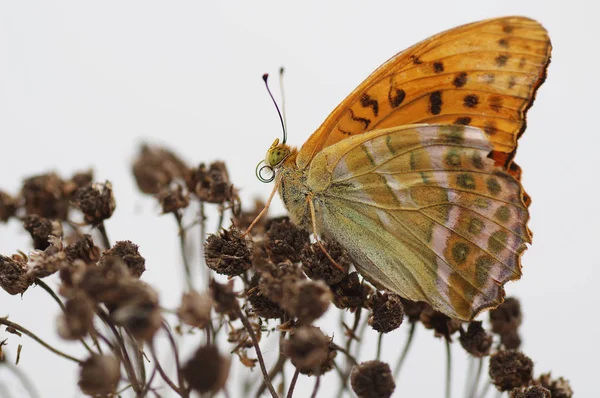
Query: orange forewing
xmin=296 ymin=16 xmax=551 ymax=181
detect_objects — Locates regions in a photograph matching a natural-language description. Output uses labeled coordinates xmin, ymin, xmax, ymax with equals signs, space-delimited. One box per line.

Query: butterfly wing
xmin=307 ymin=124 xmax=530 ymax=320
xmin=296 ymin=16 xmax=551 ymax=181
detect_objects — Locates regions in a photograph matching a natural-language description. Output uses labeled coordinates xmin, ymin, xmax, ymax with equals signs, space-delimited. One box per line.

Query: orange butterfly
xmin=253 ymin=16 xmax=551 ymax=321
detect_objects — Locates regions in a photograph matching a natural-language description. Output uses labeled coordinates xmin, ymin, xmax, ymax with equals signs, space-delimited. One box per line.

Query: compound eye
xmin=268 ymin=147 xmax=286 ymax=167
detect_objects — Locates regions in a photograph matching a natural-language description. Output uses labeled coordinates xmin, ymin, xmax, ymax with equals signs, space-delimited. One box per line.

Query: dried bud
xmin=21 ymin=172 xmax=69 ymax=219
xmin=210 ymin=280 xmax=239 ymax=317
xmin=264 ymin=217 xmax=309 ymax=263
xmin=0 ymin=191 xmax=18 ymax=222
xmin=26 ymin=239 xmax=69 ymax=278
xmin=156 ymin=184 xmax=190 ymax=213
xmin=330 ymin=272 xmax=372 ymax=311
xmin=246 ymin=274 xmax=284 ymax=319
xmin=187 ymin=161 xmax=235 ymax=204
xmin=132 ymin=144 xmax=189 ymax=195
xmin=204 ymin=227 xmax=252 ymax=276
xmin=510 ymin=386 xmax=551 ymax=398
xmin=258 ymin=263 xmax=305 ymax=303
xmin=350 ymin=360 xmax=396 ymax=398
xmin=400 ymin=298 xmax=426 ymax=323
xmin=78 ymin=256 xmax=131 ymax=305
xmin=0 ymin=255 xmax=32 ymax=295
xmin=111 ymin=282 xmax=161 ymax=341
xmin=281 ymin=280 xmax=332 ymax=324
xmin=100 ymin=241 xmax=145 ymax=278
xmin=459 ymin=321 xmax=492 ymax=357
xmin=367 ymin=292 xmax=404 ymax=333
xmin=489 ymin=350 xmax=534 ymax=391
xmin=78 ymin=354 xmax=120 ymax=396
xmin=420 ymin=304 xmax=461 ymax=341
xmin=178 ymin=290 xmax=213 ymax=328
xmin=23 ymin=214 xmax=62 ymax=250
xmin=64 ymin=170 xmax=94 ymax=197
xmin=57 ymin=292 xmax=95 ymax=340
xmin=302 ymin=239 xmax=350 ymax=285
xmin=182 ymin=345 xmax=231 ymax=394
xmin=73 ymin=182 xmax=116 ymax=225
xmin=501 ymin=329 xmax=522 ymax=350
xmin=65 ymin=235 xmax=101 ymax=264
xmin=535 ymin=373 xmax=573 ymax=398
xmin=283 ymin=326 xmax=335 ymax=375
xmin=490 ymin=297 xmax=522 ymax=335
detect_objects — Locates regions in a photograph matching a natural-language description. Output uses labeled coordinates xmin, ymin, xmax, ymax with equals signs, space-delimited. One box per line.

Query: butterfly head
xmin=255 ymin=138 xmax=291 ymax=183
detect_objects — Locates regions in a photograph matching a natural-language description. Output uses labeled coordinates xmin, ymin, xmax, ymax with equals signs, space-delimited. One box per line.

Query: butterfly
xmin=253 ymin=16 xmax=551 ymax=321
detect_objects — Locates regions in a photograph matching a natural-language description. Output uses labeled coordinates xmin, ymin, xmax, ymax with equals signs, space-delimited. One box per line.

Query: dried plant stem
xmin=331 ymin=343 xmax=358 ymax=366
xmin=468 ymin=357 xmax=484 ymax=398
xmin=3 ymin=356 xmax=41 ymax=398
xmin=285 ymin=369 xmax=300 ymax=398
xmin=173 ymin=211 xmax=193 ymax=290
xmin=34 ymin=278 xmax=95 ymax=355
xmin=256 ymin=332 xmax=288 ymax=398
xmin=0 ymin=318 xmax=83 ymax=364
xmin=162 ymin=322 xmax=186 ymax=395
xmin=233 ymin=306 xmax=279 ymax=398
xmin=149 ymin=343 xmax=185 ymax=397
xmin=393 ymin=322 xmax=416 ymax=378
xmin=376 ymin=333 xmax=383 ymax=361
xmin=198 ymin=200 xmax=210 ymax=286
xmin=97 ymin=222 xmax=111 ymax=249
xmin=336 ymin=307 xmax=363 ymax=397
xmin=445 ymin=339 xmax=452 ymax=398
xmin=310 ymin=375 xmax=321 ymax=398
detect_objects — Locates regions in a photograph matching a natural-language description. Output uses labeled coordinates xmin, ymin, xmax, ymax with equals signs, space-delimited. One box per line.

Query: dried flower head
xmin=302 ymin=239 xmax=350 ymax=285
xmin=489 ymin=350 xmax=534 ymax=391
xmin=132 ymin=144 xmax=189 ymax=195
xmin=281 ymin=280 xmax=332 ymax=324
xmin=100 ymin=240 xmax=145 ymax=278
xmin=501 ymin=328 xmax=522 ymax=350
xmin=283 ymin=326 xmax=335 ymax=375
xmin=23 ymin=214 xmax=63 ymax=250
xmin=0 ymin=190 xmax=18 ymax=222
xmin=367 ymin=291 xmax=404 ymax=333
xmin=509 ymin=385 xmax=551 ymax=398
xmin=57 ymin=291 xmax=95 ymax=340
xmin=177 ymin=290 xmax=213 ymax=328
xmin=156 ymin=183 xmax=190 ymax=213
xmin=330 ymin=272 xmax=372 ymax=311
xmin=77 ymin=256 xmax=131 ymax=305
xmin=420 ymin=304 xmax=462 ymax=341
xmin=490 ymin=297 xmax=522 ymax=335
xmin=187 ymin=161 xmax=235 ymax=204
xmin=535 ymin=373 xmax=573 ymax=398
xmin=210 ymin=280 xmax=239 ymax=318
xmin=400 ymin=298 xmax=427 ymax=323
xmin=459 ymin=321 xmax=492 ymax=357
xmin=64 ymin=169 xmax=94 ymax=197
xmin=73 ymin=182 xmax=116 ymax=225
xmin=350 ymin=360 xmax=396 ymax=398
xmin=204 ymin=227 xmax=253 ymax=276
xmin=26 ymin=238 xmax=69 ymax=279
xmin=258 ymin=262 xmax=305 ymax=304
xmin=246 ymin=274 xmax=284 ymax=319
xmin=264 ymin=217 xmax=310 ymax=263
xmin=78 ymin=354 xmax=120 ymax=396
xmin=0 ymin=255 xmax=32 ymax=295
xmin=21 ymin=172 xmax=69 ymax=219
xmin=65 ymin=235 xmax=101 ymax=264
xmin=110 ymin=282 xmax=161 ymax=341
xmin=182 ymin=345 xmax=231 ymax=394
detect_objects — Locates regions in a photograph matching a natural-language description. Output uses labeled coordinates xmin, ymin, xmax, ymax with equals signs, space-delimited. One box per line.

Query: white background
xmin=0 ymin=1 xmax=597 ymax=397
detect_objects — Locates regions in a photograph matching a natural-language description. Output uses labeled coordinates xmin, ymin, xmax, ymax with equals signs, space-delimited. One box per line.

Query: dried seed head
xmin=535 ymin=373 xmax=573 ymax=398
xmin=78 ymin=354 xmax=120 ymax=396
xmin=156 ymin=184 xmax=190 ymax=213
xmin=204 ymin=227 xmax=253 ymax=276
xmin=459 ymin=321 xmax=492 ymax=357
xmin=509 ymin=386 xmax=551 ymax=398
xmin=281 ymin=280 xmax=332 ymax=324
xmin=23 ymin=215 xmax=63 ymax=250
xmin=177 ymin=290 xmax=213 ymax=328
xmin=64 ymin=170 xmax=94 ymax=197
xmin=420 ymin=304 xmax=462 ymax=341
xmin=57 ymin=291 xmax=95 ymax=340
xmin=330 ymin=272 xmax=372 ymax=311
xmin=501 ymin=329 xmax=522 ymax=350
xmin=21 ymin=172 xmax=69 ymax=219
xmin=0 ymin=191 xmax=18 ymax=222
xmin=132 ymin=144 xmax=189 ymax=195
xmin=367 ymin=292 xmax=404 ymax=333
xmin=0 ymin=255 xmax=32 ymax=295
xmin=78 ymin=256 xmax=131 ymax=305
xmin=283 ymin=326 xmax=335 ymax=375
xmin=187 ymin=161 xmax=235 ymax=204
xmin=65 ymin=235 xmax=101 ymax=264
xmin=100 ymin=241 xmax=145 ymax=278
xmin=246 ymin=274 xmax=284 ymax=319
xmin=264 ymin=217 xmax=309 ymax=263
xmin=350 ymin=360 xmax=396 ymax=398
xmin=182 ymin=345 xmax=231 ymax=394
xmin=26 ymin=239 xmax=69 ymax=279
xmin=489 ymin=350 xmax=534 ymax=391
xmin=110 ymin=282 xmax=161 ymax=341
xmin=301 ymin=239 xmax=350 ymax=285
xmin=258 ymin=262 xmax=305 ymax=304
xmin=490 ymin=297 xmax=522 ymax=335
xmin=400 ymin=298 xmax=427 ymax=323
xmin=73 ymin=182 xmax=116 ymax=225
xmin=210 ymin=280 xmax=239 ymax=318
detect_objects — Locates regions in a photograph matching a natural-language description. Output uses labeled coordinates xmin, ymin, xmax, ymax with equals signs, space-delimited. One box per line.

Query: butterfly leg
xmin=241 ymin=174 xmax=280 ymax=237
xmin=306 ymin=194 xmax=345 ymax=272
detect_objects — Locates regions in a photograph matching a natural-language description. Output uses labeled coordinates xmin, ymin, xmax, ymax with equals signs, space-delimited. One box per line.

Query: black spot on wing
xmin=433 ymin=62 xmax=444 ymax=73
xmin=388 ymin=87 xmax=406 ymax=108
xmin=429 ymin=91 xmax=442 ymax=115
xmin=453 ymin=72 xmax=468 ymax=88
xmin=463 ymin=94 xmax=479 ymax=108
xmin=348 ymin=109 xmax=371 ymax=130
xmin=360 ymin=94 xmax=379 ymax=117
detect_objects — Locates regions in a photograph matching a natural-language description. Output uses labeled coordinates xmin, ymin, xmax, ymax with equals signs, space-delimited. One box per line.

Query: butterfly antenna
xmin=279 ymin=67 xmax=288 ymax=133
xmin=262 ymin=73 xmax=287 ymax=144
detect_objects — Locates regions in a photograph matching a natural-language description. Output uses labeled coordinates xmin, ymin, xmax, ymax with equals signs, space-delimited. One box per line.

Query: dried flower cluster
xmin=0 ymin=147 xmax=573 ymax=398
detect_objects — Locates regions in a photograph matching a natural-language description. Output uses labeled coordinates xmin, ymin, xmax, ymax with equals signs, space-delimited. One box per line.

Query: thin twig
xmin=376 ymin=333 xmax=383 ymax=361
xmin=393 ymin=322 xmax=417 ymax=378
xmin=285 ymin=368 xmax=300 ymax=398
xmin=0 ymin=318 xmax=83 ymax=364
xmin=2 ymin=356 xmax=41 ymax=398
xmin=162 ymin=322 xmax=187 ymax=397
xmin=97 ymin=222 xmax=111 ymax=249
xmin=469 ymin=357 xmax=484 ymax=398
xmin=149 ymin=343 xmax=184 ymax=397
xmin=256 ymin=330 xmax=288 ymax=398
xmin=234 ymin=306 xmax=279 ymax=398
xmin=445 ymin=339 xmax=452 ymax=398
xmin=173 ymin=211 xmax=193 ymax=291
xmin=331 ymin=343 xmax=358 ymax=366
xmin=310 ymin=375 xmax=321 ymax=398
